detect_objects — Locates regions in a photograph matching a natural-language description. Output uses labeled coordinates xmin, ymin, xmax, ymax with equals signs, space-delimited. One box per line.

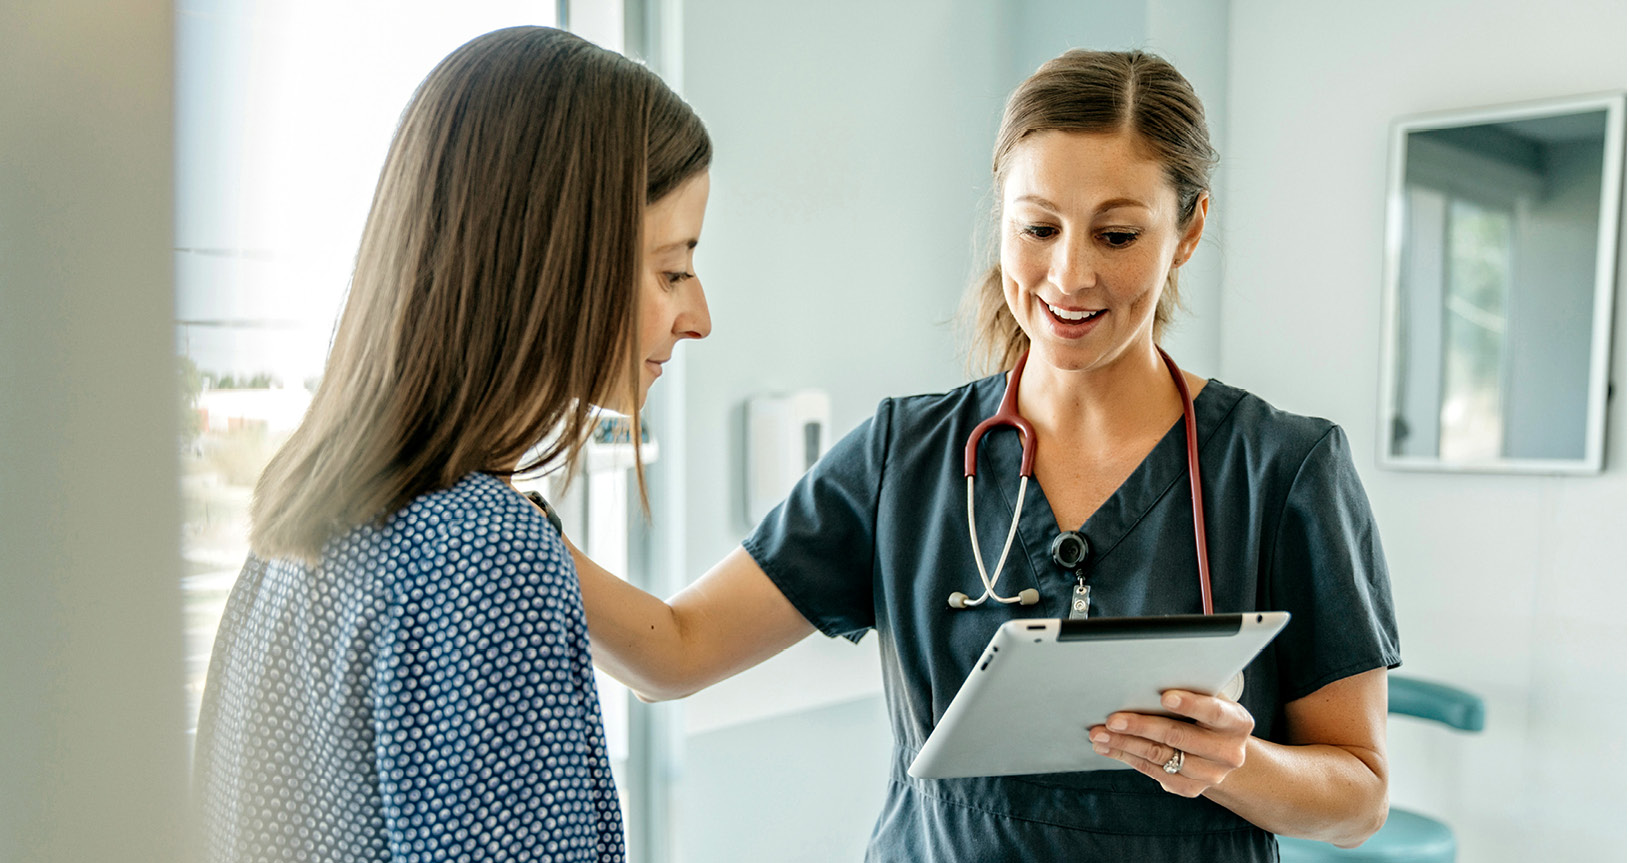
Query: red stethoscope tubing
xmin=963 ymin=350 xmax=1038 ymax=478
xmin=962 ymin=347 xmax=1214 ymax=615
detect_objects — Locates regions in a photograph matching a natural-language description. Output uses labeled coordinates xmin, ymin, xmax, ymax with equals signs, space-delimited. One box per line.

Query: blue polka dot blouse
xmin=194 ymin=472 xmax=625 ymax=862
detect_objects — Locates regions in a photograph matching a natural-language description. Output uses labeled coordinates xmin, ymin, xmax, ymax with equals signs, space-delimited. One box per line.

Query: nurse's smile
xmin=1039 ymin=299 xmax=1107 ymax=338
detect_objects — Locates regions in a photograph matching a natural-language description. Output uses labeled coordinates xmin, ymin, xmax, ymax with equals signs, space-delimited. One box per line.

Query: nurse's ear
xmin=1173 ymin=192 xmax=1210 ymax=268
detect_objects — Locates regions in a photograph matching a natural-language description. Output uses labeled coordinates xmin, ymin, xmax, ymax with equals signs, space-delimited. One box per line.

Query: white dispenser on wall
xmin=745 ymin=390 xmax=831 ymax=524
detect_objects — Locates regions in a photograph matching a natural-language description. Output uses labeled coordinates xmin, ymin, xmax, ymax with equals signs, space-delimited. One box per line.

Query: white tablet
xmin=908 ymin=612 xmax=1290 ymax=780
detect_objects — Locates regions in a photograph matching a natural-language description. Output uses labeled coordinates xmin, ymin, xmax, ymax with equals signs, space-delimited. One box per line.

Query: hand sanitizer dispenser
xmin=745 ymin=390 xmax=831 ymax=524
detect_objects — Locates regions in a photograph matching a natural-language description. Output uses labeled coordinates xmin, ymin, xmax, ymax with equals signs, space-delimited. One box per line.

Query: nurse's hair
xmin=251 ymin=26 xmax=711 ymax=562
xmin=965 ymin=49 xmax=1216 ymax=372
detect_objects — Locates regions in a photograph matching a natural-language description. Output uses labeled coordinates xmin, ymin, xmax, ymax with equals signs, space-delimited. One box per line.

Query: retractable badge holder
xmin=1051 ymin=531 xmax=1091 ymax=620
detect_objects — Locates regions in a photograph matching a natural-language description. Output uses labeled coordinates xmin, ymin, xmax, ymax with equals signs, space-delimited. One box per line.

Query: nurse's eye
xmin=663 ymin=270 xmax=696 ymax=287
xmin=1100 ymin=230 xmax=1139 ymax=248
xmin=1020 ymin=225 xmax=1058 ymax=240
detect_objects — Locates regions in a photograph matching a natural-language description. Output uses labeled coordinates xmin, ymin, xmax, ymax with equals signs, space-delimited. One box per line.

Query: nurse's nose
xmin=1051 ymin=232 xmax=1097 ymax=295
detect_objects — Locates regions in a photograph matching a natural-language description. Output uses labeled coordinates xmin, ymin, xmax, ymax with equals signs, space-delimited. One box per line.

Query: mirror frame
xmin=1378 ymin=91 xmax=1626 ymax=475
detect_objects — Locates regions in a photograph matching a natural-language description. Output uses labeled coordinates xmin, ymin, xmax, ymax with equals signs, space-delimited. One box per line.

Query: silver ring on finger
xmin=1161 ymin=748 xmax=1185 ymax=775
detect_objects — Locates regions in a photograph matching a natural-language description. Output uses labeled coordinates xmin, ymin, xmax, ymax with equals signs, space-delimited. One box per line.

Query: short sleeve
xmin=742 ymin=399 xmax=894 ymax=642
xmin=1268 ymin=425 xmax=1402 ymax=703
xmin=373 ymin=505 xmax=623 ymax=862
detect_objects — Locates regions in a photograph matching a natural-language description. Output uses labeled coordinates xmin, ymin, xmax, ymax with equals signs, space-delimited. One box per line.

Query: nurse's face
xmin=999 ymin=130 xmax=1206 ymax=375
xmin=633 ymin=171 xmax=712 ymax=409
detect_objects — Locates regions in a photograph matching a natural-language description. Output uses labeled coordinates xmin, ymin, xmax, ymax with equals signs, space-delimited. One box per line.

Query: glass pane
xmin=1437 ymin=200 xmax=1512 ymax=461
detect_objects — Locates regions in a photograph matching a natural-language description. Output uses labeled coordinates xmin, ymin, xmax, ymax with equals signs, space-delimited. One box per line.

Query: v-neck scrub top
xmin=743 ymin=375 xmax=1400 ymax=862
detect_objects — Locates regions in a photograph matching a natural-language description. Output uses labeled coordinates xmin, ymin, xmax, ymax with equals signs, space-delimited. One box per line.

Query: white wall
xmin=1221 ymin=2 xmax=1626 ymax=860
xmin=0 ymin=1 xmax=190 ymax=861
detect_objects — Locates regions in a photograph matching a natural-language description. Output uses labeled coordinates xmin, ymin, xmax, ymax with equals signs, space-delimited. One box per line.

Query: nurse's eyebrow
xmin=1012 ymin=194 xmax=1151 ymax=213
xmin=1094 ymin=197 xmax=1151 ymax=212
xmin=1013 ymin=194 xmax=1060 ymax=211
xmin=651 ymin=238 xmax=699 ymax=254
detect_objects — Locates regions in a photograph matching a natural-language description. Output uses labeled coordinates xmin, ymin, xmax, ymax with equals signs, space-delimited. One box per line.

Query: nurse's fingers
xmin=1086 ymin=727 xmax=1213 ymax=797
xmin=1090 ymin=722 xmax=1236 ymax=782
xmin=1157 ymin=689 xmax=1255 ymax=733
xmin=1087 ymin=691 xmax=1256 ymax=795
xmin=1100 ymin=706 xmax=1250 ymax=768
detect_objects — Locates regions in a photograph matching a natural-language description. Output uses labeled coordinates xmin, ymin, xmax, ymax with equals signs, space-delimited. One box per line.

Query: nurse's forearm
xmin=573 ymin=542 xmax=815 ymax=702
xmin=1203 ymin=737 xmax=1387 ymax=847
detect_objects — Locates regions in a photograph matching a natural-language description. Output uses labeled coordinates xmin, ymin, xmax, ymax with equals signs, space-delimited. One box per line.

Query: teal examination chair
xmin=1277 ymin=675 xmax=1486 ymax=863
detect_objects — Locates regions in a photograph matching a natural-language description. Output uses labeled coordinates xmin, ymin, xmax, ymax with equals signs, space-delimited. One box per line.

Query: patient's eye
xmin=1100 ymin=231 xmax=1138 ymax=248
xmin=1021 ymin=225 xmax=1058 ymax=240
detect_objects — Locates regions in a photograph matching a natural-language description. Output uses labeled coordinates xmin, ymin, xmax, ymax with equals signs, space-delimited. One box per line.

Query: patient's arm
xmin=572 ymin=542 xmax=816 ymax=701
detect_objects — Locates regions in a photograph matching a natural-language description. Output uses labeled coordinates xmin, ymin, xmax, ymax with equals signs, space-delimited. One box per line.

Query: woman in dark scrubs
xmin=577 ymin=49 xmax=1398 ymax=861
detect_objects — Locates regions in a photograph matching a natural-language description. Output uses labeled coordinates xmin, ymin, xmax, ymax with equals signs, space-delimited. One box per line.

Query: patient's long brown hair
xmin=251 ymin=27 xmax=710 ymax=562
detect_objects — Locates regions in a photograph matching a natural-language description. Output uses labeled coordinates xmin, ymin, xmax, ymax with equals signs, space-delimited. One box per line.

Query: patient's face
xmin=633 ymin=171 xmax=712 ymax=408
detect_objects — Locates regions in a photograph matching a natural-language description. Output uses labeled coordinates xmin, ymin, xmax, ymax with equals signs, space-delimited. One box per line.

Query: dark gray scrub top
xmin=743 ymin=375 xmax=1401 ymax=862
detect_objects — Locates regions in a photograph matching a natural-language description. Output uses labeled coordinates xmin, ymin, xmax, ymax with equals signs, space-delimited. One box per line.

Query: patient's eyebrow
xmin=651 ymin=238 xmax=699 ymax=254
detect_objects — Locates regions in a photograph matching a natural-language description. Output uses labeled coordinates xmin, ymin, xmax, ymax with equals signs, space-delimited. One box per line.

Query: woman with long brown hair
xmin=575 ymin=49 xmax=1397 ymax=860
xmin=194 ymin=26 xmax=711 ymax=862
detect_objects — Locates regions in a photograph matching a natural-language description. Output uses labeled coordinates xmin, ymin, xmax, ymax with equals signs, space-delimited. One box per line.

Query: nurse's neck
xmin=1016 ymin=344 xmax=1185 ymax=445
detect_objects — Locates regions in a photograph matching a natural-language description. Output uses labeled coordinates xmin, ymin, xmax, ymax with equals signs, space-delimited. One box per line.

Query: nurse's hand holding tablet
xmin=1093 ymin=687 xmax=1258 ymax=795
xmin=573 ymin=49 xmax=1399 ymax=862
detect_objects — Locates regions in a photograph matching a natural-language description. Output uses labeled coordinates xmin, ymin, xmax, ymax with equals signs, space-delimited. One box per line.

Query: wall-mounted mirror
xmin=1379 ymin=92 xmax=1625 ymax=474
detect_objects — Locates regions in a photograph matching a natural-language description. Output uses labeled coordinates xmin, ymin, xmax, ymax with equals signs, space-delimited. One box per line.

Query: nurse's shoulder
xmin=804 ymin=374 xmax=1009 ymax=489
xmin=857 ymin=373 xmax=1008 ymax=455
xmin=1203 ymin=379 xmax=1361 ymax=488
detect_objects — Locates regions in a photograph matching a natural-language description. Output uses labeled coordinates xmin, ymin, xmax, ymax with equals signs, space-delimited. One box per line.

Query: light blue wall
xmin=682 ymin=695 xmax=891 ymax=861
xmin=1009 ymin=0 xmax=1147 ymax=83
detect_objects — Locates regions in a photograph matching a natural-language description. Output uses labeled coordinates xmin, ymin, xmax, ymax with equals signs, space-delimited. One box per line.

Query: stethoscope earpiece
xmin=948 ymin=592 xmax=971 ymax=609
xmin=1016 ymin=589 xmax=1039 ymax=606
